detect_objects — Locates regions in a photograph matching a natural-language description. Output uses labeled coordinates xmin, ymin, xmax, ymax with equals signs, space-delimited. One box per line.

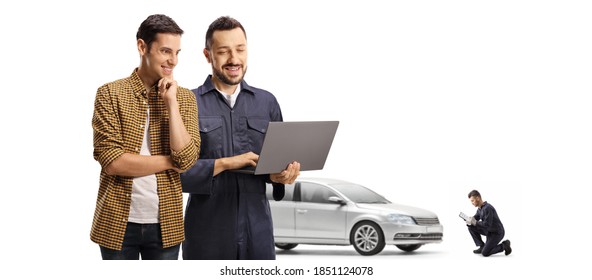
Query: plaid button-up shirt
xmin=91 ymin=69 xmax=200 ymax=250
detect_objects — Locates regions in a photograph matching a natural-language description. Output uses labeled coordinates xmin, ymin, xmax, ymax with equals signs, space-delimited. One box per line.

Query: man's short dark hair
xmin=205 ymin=16 xmax=246 ymax=49
xmin=136 ymin=14 xmax=183 ymax=51
xmin=468 ymin=190 xmax=481 ymax=199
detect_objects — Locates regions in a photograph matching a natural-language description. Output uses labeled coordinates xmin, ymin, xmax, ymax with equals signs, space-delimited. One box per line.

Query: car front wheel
xmin=275 ymin=243 xmax=298 ymax=250
xmin=396 ymin=244 xmax=422 ymax=252
xmin=351 ymin=221 xmax=385 ymax=256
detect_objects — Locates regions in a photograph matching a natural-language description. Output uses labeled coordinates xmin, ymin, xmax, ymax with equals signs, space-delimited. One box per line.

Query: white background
xmin=1 ymin=0 xmax=590 ymax=279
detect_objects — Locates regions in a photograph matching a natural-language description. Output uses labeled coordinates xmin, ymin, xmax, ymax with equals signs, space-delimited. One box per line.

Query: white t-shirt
xmin=217 ymin=84 xmax=241 ymax=108
xmin=128 ymin=108 xmax=159 ymax=223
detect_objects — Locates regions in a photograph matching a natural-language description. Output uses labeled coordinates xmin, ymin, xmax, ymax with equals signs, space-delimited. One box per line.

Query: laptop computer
xmin=232 ymin=121 xmax=339 ymax=175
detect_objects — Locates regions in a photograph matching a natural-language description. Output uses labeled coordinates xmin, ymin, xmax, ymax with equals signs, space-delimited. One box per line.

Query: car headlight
xmin=387 ymin=214 xmax=416 ymax=225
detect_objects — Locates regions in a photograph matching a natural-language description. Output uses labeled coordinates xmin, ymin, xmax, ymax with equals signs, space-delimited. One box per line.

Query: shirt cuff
xmin=96 ymin=147 xmax=124 ymax=170
xmin=170 ymin=139 xmax=199 ymax=171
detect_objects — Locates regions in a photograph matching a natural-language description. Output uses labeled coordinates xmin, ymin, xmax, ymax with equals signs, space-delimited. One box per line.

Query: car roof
xmin=296 ymin=177 xmax=354 ymax=186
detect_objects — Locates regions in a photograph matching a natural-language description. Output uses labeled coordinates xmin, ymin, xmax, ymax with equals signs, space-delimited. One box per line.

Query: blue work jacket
xmin=474 ymin=202 xmax=505 ymax=234
xmin=181 ymin=75 xmax=283 ymax=259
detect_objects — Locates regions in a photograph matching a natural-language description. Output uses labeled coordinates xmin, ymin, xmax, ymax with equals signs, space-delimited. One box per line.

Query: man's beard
xmin=213 ymin=65 xmax=247 ymax=86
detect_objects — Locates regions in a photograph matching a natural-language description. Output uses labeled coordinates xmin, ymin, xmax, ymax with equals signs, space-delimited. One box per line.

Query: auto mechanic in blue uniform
xmin=466 ymin=190 xmax=512 ymax=256
xmin=180 ymin=16 xmax=300 ymax=260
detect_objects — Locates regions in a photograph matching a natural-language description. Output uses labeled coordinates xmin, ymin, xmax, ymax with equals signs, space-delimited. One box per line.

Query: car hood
xmin=355 ymin=203 xmax=438 ymax=218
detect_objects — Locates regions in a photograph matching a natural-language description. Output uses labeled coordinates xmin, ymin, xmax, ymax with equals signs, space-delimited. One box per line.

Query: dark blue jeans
xmin=100 ymin=222 xmax=180 ymax=260
xmin=468 ymin=225 xmax=505 ymax=257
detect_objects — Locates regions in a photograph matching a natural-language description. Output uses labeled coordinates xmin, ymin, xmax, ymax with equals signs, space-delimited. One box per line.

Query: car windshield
xmin=330 ymin=183 xmax=391 ymax=204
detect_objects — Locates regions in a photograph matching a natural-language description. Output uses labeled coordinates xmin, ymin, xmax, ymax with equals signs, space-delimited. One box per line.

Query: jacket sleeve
xmin=476 ymin=207 xmax=493 ymax=231
xmin=269 ymin=95 xmax=285 ymax=200
xmin=473 ymin=208 xmax=481 ymax=221
xmin=181 ymin=158 xmax=215 ymax=194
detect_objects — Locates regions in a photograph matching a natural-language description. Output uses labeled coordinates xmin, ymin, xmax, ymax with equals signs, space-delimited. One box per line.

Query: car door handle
xmin=296 ymin=209 xmax=308 ymax=214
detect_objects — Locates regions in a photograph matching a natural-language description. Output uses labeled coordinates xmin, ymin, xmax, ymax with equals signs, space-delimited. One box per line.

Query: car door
xmin=294 ymin=182 xmax=348 ymax=240
xmin=267 ymin=183 xmax=296 ymax=238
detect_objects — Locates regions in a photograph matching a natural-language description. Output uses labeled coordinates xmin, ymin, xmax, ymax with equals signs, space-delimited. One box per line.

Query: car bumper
xmin=380 ymin=222 xmax=444 ymax=245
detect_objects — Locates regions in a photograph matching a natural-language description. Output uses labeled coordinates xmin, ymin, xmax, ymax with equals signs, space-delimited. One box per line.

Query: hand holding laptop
xmin=467 ymin=216 xmax=476 ymax=226
xmin=270 ymin=161 xmax=301 ymax=185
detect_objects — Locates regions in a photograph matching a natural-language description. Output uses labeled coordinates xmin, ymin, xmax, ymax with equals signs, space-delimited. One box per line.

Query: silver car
xmin=266 ymin=178 xmax=443 ymax=256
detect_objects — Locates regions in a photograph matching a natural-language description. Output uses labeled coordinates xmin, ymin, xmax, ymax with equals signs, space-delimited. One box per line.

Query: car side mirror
xmin=328 ymin=196 xmax=346 ymax=205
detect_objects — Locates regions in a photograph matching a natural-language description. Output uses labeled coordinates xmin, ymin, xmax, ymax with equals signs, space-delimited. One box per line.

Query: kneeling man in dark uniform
xmin=466 ymin=190 xmax=512 ymax=256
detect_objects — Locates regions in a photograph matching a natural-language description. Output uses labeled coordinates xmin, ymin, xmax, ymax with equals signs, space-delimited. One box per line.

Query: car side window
xmin=265 ymin=183 xmax=295 ymax=201
xmin=300 ymin=182 xmax=337 ymax=204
